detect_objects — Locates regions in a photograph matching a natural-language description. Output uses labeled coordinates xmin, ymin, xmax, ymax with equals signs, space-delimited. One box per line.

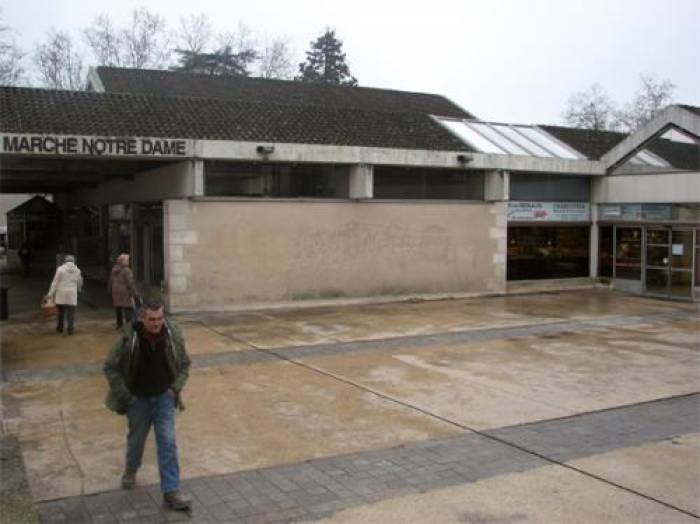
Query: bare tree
xmin=0 ymin=9 xmax=27 ymax=85
xmin=176 ymin=13 xmax=212 ymax=54
xmin=562 ymin=84 xmax=616 ymax=130
xmin=256 ymin=36 xmax=294 ymax=79
xmin=84 ymin=14 xmax=122 ymax=66
xmin=614 ymin=74 xmax=675 ymax=131
xmin=85 ymin=9 xmax=170 ymax=69
xmin=34 ymin=30 xmax=85 ymax=89
xmin=216 ymin=21 xmax=257 ymax=57
xmin=122 ymin=8 xmax=171 ymax=69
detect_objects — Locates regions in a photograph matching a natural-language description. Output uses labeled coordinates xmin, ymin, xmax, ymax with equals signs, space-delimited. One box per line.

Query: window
xmin=507 ymin=226 xmax=590 ymax=280
xmin=510 ymin=173 xmax=590 ymax=202
xmin=598 ymin=226 xmax=613 ymax=278
xmin=615 ymin=227 xmax=642 ymax=280
xmin=205 ymin=162 xmax=349 ymax=198
xmin=435 ymin=119 xmax=585 ymax=159
xmin=373 ymin=167 xmax=484 ymax=200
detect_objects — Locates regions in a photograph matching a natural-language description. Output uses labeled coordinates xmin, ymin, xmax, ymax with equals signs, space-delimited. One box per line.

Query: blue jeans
xmin=125 ymin=392 xmax=180 ymax=493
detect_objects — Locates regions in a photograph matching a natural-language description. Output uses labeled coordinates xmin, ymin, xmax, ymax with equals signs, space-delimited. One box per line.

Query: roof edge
xmin=600 ymin=105 xmax=700 ymax=171
xmin=87 ymin=67 xmax=105 ymax=93
xmin=95 ymin=65 xmax=462 ymax=102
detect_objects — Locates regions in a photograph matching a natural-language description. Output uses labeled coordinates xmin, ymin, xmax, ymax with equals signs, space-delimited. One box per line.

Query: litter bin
xmin=0 ymin=286 xmax=8 ymax=320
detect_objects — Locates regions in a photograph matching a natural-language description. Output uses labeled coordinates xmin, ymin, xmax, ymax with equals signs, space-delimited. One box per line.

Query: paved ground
xmin=1 ymin=264 xmax=699 ymax=523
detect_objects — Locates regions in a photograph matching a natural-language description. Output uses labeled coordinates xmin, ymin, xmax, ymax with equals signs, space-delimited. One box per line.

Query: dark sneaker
xmin=121 ymin=470 xmax=136 ymax=490
xmin=163 ymin=491 xmax=191 ymax=510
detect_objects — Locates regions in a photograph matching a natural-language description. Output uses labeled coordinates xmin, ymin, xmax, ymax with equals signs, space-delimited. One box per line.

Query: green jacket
xmin=103 ymin=319 xmax=191 ymax=414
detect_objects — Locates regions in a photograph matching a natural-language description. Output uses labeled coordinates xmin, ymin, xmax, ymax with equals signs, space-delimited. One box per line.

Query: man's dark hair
xmin=143 ymin=298 xmax=165 ymax=311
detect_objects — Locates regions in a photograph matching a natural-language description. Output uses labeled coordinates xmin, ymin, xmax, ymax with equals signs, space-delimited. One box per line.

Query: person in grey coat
xmin=108 ymin=253 xmax=139 ymax=330
xmin=46 ymin=254 xmax=83 ymax=335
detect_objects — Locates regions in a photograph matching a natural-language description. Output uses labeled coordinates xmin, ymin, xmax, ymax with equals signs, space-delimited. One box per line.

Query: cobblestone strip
xmin=36 ymin=393 xmax=699 ymax=523
xmin=5 ymin=309 xmax=697 ymax=384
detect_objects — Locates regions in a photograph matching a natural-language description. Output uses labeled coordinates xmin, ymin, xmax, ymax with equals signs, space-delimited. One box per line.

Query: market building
xmin=1 ymin=67 xmax=698 ymax=309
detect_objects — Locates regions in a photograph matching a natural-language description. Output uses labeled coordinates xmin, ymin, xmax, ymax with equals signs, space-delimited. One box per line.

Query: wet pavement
xmin=1 ymin=262 xmax=699 ymax=523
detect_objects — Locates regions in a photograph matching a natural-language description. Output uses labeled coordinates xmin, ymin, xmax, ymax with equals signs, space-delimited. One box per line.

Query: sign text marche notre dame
xmin=1 ymin=134 xmax=190 ymax=157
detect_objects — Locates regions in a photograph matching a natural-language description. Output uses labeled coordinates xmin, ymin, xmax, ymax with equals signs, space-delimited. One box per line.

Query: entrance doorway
xmin=134 ymin=202 xmax=164 ymax=288
xmin=645 ymin=227 xmax=695 ymax=300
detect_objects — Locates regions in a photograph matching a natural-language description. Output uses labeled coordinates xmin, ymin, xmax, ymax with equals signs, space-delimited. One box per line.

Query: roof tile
xmin=95 ymin=66 xmax=475 ymax=119
xmin=0 ymin=87 xmax=473 ymax=152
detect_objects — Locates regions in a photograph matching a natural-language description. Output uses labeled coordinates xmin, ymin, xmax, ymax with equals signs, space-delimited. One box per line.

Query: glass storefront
xmin=598 ymin=226 xmax=614 ymax=278
xmin=506 ymin=192 xmax=591 ymax=281
xmin=614 ymin=227 xmax=642 ymax=280
xmin=507 ymin=226 xmax=590 ymax=280
xmin=599 ymin=203 xmax=698 ymax=300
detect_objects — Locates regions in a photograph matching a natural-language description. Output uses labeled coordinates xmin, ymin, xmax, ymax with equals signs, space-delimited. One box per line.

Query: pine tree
xmin=297 ymin=29 xmax=357 ymax=86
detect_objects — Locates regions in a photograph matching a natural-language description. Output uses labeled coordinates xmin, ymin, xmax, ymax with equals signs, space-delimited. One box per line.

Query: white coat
xmin=48 ymin=262 xmax=83 ymax=306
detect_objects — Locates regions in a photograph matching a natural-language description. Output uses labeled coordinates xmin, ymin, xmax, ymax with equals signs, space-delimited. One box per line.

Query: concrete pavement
xmin=0 ymin=269 xmax=698 ymax=523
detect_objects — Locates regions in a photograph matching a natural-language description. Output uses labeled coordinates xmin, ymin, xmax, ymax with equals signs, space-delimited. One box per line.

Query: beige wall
xmin=165 ymin=199 xmax=505 ymax=311
xmin=592 ymin=172 xmax=700 ymax=204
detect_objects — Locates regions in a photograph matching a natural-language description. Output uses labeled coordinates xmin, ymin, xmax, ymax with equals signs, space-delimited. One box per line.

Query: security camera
xmin=256 ymin=145 xmax=275 ymax=155
xmin=457 ymin=153 xmax=473 ymax=164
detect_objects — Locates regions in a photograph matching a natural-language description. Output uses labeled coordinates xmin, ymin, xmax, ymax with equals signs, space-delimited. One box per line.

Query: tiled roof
xmin=539 ymin=125 xmax=627 ymax=160
xmin=645 ymin=137 xmax=699 ymax=171
xmin=680 ymin=104 xmax=700 ymax=117
xmin=94 ymin=66 xmax=475 ymax=119
xmin=0 ymin=87 xmax=474 ymax=152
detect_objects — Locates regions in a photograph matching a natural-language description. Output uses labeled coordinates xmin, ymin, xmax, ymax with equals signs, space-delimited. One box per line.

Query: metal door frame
xmin=642 ymin=225 xmax=695 ymax=301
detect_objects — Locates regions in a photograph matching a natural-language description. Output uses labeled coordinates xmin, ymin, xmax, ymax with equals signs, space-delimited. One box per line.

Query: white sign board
xmin=507 ymin=201 xmax=590 ymax=222
xmin=1 ymin=133 xmax=192 ymax=158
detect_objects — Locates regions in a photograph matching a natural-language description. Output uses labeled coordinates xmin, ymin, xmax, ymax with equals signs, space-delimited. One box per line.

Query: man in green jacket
xmin=103 ymin=298 xmax=192 ymax=511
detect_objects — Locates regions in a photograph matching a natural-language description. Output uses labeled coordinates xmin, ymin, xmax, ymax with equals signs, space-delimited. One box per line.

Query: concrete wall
xmin=198 ymin=140 xmax=604 ymax=175
xmin=71 ymin=160 xmax=195 ymax=206
xmin=165 ymin=199 xmax=505 ymax=311
xmin=593 ymin=172 xmax=700 ymax=204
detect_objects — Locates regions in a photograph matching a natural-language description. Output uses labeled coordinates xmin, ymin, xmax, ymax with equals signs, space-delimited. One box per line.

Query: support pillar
xmin=484 ymin=170 xmax=509 ymax=201
xmin=349 ymin=164 xmax=373 ymax=199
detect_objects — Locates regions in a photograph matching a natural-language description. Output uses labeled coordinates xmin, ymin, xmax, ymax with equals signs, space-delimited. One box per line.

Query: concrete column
xmin=193 ymin=159 xmax=204 ymax=197
xmin=349 ymin=164 xmax=373 ymax=199
xmin=163 ymin=199 xmax=198 ymax=311
xmin=589 ymin=177 xmax=601 ymax=279
xmin=484 ymin=170 xmax=509 ymax=201
xmin=589 ymin=199 xmax=600 ymax=279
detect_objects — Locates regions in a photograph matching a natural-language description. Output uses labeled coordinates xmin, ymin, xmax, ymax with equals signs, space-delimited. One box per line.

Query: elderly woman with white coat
xmin=46 ymin=254 xmax=83 ymax=335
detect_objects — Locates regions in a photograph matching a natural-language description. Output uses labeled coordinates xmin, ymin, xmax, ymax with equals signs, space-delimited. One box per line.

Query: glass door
xmin=644 ymin=227 xmax=695 ymax=300
xmin=645 ymin=228 xmax=670 ymax=296
xmin=669 ymin=229 xmax=694 ymax=299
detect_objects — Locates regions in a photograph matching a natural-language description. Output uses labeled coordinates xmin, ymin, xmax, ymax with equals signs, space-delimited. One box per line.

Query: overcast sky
xmin=4 ymin=0 xmax=699 ymax=125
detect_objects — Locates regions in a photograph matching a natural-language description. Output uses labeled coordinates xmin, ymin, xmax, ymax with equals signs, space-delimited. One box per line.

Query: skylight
xmin=436 ymin=118 xmax=585 ymax=159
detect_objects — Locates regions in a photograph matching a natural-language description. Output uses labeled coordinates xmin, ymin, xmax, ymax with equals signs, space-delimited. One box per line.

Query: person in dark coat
xmin=103 ymin=299 xmax=192 ymax=511
xmin=108 ymin=253 xmax=138 ymax=330
xmin=18 ymin=242 xmax=31 ymax=277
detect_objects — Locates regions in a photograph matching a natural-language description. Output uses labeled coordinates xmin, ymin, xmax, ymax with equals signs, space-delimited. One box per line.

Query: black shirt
xmin=131 ymin=326 xmax=172 ymax=397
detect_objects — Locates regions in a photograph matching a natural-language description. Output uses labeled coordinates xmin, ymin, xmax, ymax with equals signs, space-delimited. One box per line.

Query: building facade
xmin=1 ymin=68 xmax=698 ymax=309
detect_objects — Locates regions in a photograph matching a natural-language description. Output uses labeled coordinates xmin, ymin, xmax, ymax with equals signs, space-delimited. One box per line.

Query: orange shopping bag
xmin=41 ymin=297 xmax=57 ymax=319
